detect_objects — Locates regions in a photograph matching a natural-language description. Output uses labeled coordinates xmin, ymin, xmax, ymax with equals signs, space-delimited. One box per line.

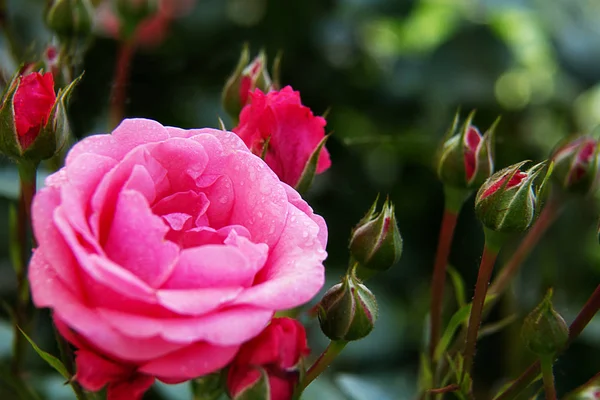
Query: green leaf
xmin=19 ymin=327 xmax=70 ymax=380
xmin=434 ymin=294 xmax=497 ymax=362
xmin=447 ymin=265 xmax=466 ymax=309
xmin=294 ymin=133 xmax=331 ymax=194
xmin=478 ymin=314 xmax=517 ymax=339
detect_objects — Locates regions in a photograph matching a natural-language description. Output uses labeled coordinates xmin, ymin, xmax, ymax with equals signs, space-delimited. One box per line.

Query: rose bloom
xmin=13 ymin=72 xmax=56 ymax=149
xmin=29 ymin=119 xmax=327 ymax=398
xmin=233 ymin=86 xmax=331 ymax=187
xmin=227 ymin=318 xmax=309 ymax=400
xmin=95 ymin=0 xmax=195 ymax=46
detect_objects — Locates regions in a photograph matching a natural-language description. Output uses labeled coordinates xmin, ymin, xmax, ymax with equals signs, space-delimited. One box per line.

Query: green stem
xmin=12 ymin=161 xmax=38 ymax=376
xmin=429 ymin=208 xmax=459 ymax=361
xmin=109 ymin=39 xmax=136 ymax=129
xmin=540 ymin=357 xmax=556 ymax=400
xmin=298 ymin=340 xmax=347 ymax=391
xmin=463 ymin=229 xmax=505 ymax=377
xmin=494 ymin=284 xmax=600 ymax=400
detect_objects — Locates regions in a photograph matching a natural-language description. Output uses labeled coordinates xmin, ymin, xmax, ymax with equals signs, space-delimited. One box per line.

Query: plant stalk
xmin=109 ymin=39 xmax=136 ymax=129
xmin=299 ymin=340 xmax=347 ymax=391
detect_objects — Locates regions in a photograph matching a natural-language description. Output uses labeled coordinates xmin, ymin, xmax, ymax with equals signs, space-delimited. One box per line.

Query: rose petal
xmin=107 ymin=375 xmax=155 ymax=400
xmin=75 ymin=349 xmax=133 ymax=391
xmin=156 ymin=287 xmax=244 ymax=315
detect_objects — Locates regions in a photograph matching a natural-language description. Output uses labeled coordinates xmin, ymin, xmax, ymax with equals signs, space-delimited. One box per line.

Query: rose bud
xmin=227 ymin=318 xmax=309 ymax=400
xmin=223 ymin=46 xmax=273 ymax=121
xmin=45 ymin=0 xmax=94 ymax=39
xmin=349 ymin=196 xmax=402 ymax=275
xmin=436 ymin=111 xmax=496 ymax=190
xmin=0 ymin=70 xmax=79 ymax=163
xmin=233 ymin=86 xmax=331 ymax=188
xmin=317 ymin=273 xmax=378 ymax=341
xmin=475 ymin=160 xmax=551 ymax=233
xmin=551 ymin=136 xmax=599 ymax=195
xmin=521 ymin=289 xmax=569 ymax=358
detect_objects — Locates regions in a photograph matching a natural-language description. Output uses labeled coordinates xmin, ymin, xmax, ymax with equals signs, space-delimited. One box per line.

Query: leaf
xmin=447 ymin=265 xmax=466 ymax=309
xmin=294 ymin=133 xmax=331 ymax=194
xmin=478 ymin=314 xmax=517 ymax=339
xmin=19 ymin=327 xmax=70 ymax=380
xmin=434 ymin=294 xmax=497 ymax=362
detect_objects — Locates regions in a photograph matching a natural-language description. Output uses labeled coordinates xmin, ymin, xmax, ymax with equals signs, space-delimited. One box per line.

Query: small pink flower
xmin=552 ymin=136 xmax=598 ymax=190
xmin=13 ymin=72 xmax=56 ymax=149
xmin=227 ymin=318 xmax=309 ymax=400
xmin=463 ymin=126 xmax=482 ymax=182
xmin=233 ymin=86 xmax=331 ymax=187
xmin=29 ymin=119 xmax=327 ymax=399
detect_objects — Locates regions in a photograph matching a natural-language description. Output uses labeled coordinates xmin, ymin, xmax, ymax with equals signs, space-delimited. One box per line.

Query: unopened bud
xmin=46 ymin=0 xmax=94 ymax=39
xmin=349 ymin=196 xmax=403 ymax=273
xmin=551 ymin=136 xmax=599 ymax=195
xmin=436 ymin=111 xmax=496 ymax=189
xmin=317 ymin=274 xmax=378 ymax=341
xmin=475 ymin=161 xmax=551 ymax=233
xmin=521 ymin=289 xmax=569 ymax=358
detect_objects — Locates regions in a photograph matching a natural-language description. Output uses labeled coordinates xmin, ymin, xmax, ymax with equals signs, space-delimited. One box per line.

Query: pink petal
xmin=75 ymin=349 xmax=132 ymax=391
xmin=231 ymin=204 xmax=326 ymax=309
xmin=282 ymin=184 xmax=328 ymax=249
xmin=107 ymin=375 xmax=155 ymax=400
xmin=139 ymin=342 xmax=239 ymax=379
xmin=161 ymin=245 xmax=259 ymax=290
xmin=66 ymin=119 xmax=169 ymax=165
xmin=156 ymin=287 xmax=244 ymax=315
xmin=97 ymin=306 xmax=273 ymax=345
xmin=104 ymin=190 xmax=179 ymax=287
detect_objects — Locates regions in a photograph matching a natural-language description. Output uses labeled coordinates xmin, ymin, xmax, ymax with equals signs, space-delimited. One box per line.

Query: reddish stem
xmin=463 ymin=245 xmax=500 ymax=375
xmin=429 ymin=209 xmax=459 ymax=360
xmin=495 ymin=284 xmax=600 ymax=400
xmin=109 ymin=39 xmax=136 ymax=129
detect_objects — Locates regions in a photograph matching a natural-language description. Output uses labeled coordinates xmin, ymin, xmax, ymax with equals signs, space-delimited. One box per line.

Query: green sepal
xmin=231 ymin=368 xmax=270 ymax=400
xmin=294 ymin=133 xmax=331 ymax=194
xmin=191 ymin=371 xmax=226 ymax=400
xmin=19 ymin=327 xmax=70 ymax=380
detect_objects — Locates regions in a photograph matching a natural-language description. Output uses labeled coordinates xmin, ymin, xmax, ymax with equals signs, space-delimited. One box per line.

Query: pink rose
xmin=13 ymin=72 xmax=56 ymax=149
xmin=29 ymin=119 xmax=327 ymax=399
xmin=233 ymin=86 xmax=331 ymax=187
xmin=227 ymin=318 xmax=309 ymax=400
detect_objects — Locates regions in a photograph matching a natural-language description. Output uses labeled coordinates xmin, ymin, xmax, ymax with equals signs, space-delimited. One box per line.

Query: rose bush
xmin=233 ymin=86 xmax=331 ymax=187
xmin=28 ymin=118 xmax=327 ymax=398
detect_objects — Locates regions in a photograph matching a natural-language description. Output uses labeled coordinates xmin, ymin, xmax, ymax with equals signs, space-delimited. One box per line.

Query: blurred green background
xmin=0 ymin=0 xmax=599 ymax=398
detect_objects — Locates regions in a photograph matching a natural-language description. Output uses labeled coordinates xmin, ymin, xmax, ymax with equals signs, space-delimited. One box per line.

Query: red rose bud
xmin=45 ymin=0 xmax=94 ymax=39
xmin=317 ymin=273 xmax=378 ymax=341
xmin=349 ymin=196 xmax=402 ymax=274
xmin=233 ymin=86 xmax=331 ymax=187
xmin=475 ymin=161 xmax=550 ymax=233
xmin=222 ymin=46 xmax=273 ymax=121
xmin=436 ymin=111 xmax=496 ymax=189
xmin=0 ymin=70 xmax=80 ymax=162
xmin=521 ymin=289 xmax=569 ymax=358
xmin=227 ymin=318 xmax=309 ymax=400
xmin=551 ymin=136 xmax=599 ymax=194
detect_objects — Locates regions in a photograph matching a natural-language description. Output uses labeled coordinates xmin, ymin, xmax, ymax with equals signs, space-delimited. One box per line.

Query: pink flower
xmin=29 ymin=119 xmax=327 ymax=399
xmin=13 ymin=72 xmax=56 ymax=149
xmin=95 ymin=0 xmax=195 ymax=47
xmin=463 ymin=126 xmax=482 ymax=182
xmin=227 ymin=318 xmax=309 ymax=400
xmin=233 ymin=86 xmax=331 ymax=187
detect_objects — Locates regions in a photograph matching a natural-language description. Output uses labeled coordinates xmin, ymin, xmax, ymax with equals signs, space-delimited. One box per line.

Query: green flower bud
xmin=521 ymin=289 xmax=569 ymax=358
xmin=475 ymin=161 xmax=550 ymax=233
xmin=317 ymin=273 xmax=378 ymax=341
xmin=436 ymin=111 xmax=496 ymax=189
xmin=349 ymin=196 xmax=403 ymax=273
xmin=222 ymin=46 xmax=273 ymax=121
xmin=551 ymin=136 xmax=599 ymax=195
xmin=46 ymin=0 xmax=94 ymax=39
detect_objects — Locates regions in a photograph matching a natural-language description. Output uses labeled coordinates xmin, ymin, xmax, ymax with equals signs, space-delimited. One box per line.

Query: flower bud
xmin=521 ymin=289 xmax=569 ymax=358
xmin=227 ymin=318 xmax=309 ymax=400
xmin=222 ymin=46 xmax=273 ymax=121
xmin=475 ymin=161 xmax=550 ymax=233
xmin=45 ymin=0 xmax=94 ymax=39
xmin=436 ymin=111 xmax=496 ymax=189
xmin=317 ymin=273 xmax=378 ymax=341
xmin=0 ymin=70 xmax=80 ymax=163
xmin=551 ymin=136 xmax=599 ymax=195
xmin=349 ymin=196 xmax=403 ymax=273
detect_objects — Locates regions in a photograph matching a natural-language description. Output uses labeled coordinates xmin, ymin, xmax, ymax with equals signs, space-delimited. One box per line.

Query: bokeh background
xmin=0 ymin=0 xmax=599 ymax=398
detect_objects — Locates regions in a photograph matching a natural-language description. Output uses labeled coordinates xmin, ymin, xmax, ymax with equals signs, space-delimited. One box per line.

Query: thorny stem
xmin=495 ymin=284 xmax=600 ymax=400
xmin=429 ymin=209 xmax=459 ymax=361
xmin=109 ymin=39 xmax=136 ymax=129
